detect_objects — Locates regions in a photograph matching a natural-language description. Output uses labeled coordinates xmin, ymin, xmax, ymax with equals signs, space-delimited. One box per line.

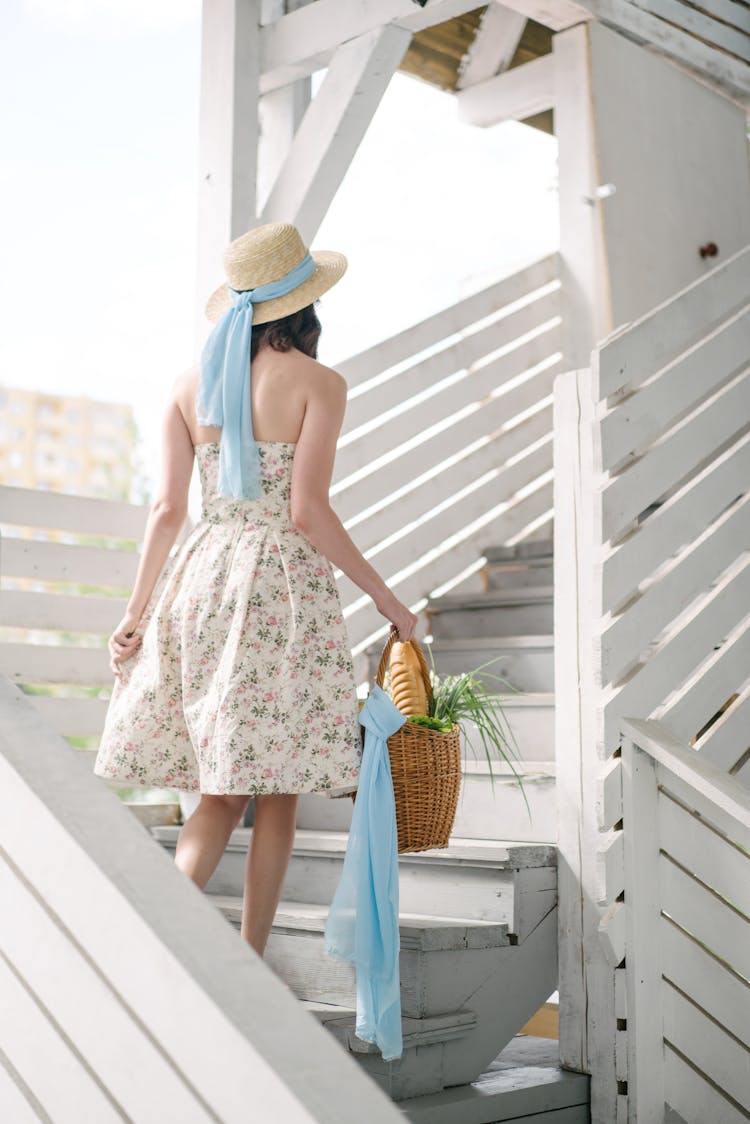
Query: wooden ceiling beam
xmin=456 ymin=51 xmax=555 ymax=125
xmin=456 ymin=3 xmax=528 ymax=89
xmin=259 ymin=0 xmax=490 ymax=92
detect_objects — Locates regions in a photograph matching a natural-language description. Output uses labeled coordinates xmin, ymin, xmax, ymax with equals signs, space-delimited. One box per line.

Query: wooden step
xmin=211 ymin=895 xmax=509 ymax=1016
xmin=420 ymin=635 xmax=554 ymax=693
xmin=295 ymin=758 xmax=557 ymax=844
xmin=151 ymin=827 xmax=556 ymax=933
xmin=425 ymin=588 xmax=554 ymax=639
xmin=482 ymin=540 xmax=554 ymax=595
xmin=397 ymin=1033 xmax=589 ymax=1123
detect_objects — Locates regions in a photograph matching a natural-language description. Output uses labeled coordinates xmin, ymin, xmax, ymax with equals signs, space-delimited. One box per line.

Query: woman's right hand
xmin=375 ymin=589 xmax=419 ymax=642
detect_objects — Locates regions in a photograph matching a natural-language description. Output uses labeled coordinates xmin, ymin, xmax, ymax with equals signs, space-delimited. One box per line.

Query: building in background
xmin=0 ymin=385 xmax=138 ymax=502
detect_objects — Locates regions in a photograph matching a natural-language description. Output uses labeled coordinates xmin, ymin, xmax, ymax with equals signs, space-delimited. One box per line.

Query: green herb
xmin=406 ymin=714 xmax=454 ymax=732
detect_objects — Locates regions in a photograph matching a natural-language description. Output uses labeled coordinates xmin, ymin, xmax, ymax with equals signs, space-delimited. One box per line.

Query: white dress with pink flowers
xmin=93 ymin=440 xmax=362 ymax=796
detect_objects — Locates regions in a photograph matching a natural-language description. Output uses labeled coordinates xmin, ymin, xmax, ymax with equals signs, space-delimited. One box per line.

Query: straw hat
xmin=204 ymin=222 xmax=347 ymax=325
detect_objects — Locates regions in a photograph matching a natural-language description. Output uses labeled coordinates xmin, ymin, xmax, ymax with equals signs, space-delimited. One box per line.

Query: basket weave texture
xmin=364 ymin=632 xmax=461 ymax=854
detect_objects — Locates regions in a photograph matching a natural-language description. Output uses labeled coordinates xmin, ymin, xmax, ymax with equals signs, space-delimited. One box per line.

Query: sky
xmin=2 ymin=0 xmax=559 ymax=511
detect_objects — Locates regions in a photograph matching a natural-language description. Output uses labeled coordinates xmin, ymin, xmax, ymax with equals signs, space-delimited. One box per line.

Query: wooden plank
xmin=600 ymin=365 xmax=750 ymax=543
xmin=601 ymin=830 xmax=624 ymax=903
xmin=598 ymin=303 xmax=750 ymax=472
xmin=336 ymin=439 xmax=553 ymax=607
xmin=662 ymin=980 xmax=750 ymax=1112
xmin=194 ymin=0 xmax=260 ymax=347
xmin=657 ymin=787 xmax=750 ymax=917
xmin=0 ymin=1057 xmax=41 ymax=1124
xmin=602 ymin=556 xmax=750 ymax=749
xmin=664 ymin=1043 xmax=747 ymax=1124
xmin=0 ymin=676 xmax=403 ymax=1123
xmin=599 ymin=428 xmax=750 ymax=613
xmin=599 ymin=492 xmax=750 ymax=686
xmin=455 ymin=3 xmax=527 ymax=89
xmin=0 ymin=856 xmax=221 ymax=1122
xmin=621 ymin=716 xmax=750 ymax=851
xmin=596 ymin=754 xmax=622 ymax=830
xmin=0 ymin=486 xmax=150 ymax=539
xmin=696 ymin=681 xmax=750 ymax=772
xmin=660 ymin=916 xmax=750 ymax=1046
xmin=1 ymin=591 xmax=129 ymax=635
xmin=594 ymin=244 xmax=750 ymax=399
xmin=597 ymin=899 xmax=626 ymax=967
xmin=341 ymin=426 xmax=552 ymax=572
xmin=340 ymin=288 xmax=561 ymax=438
xmin=259 ymin=0 xmax=492 ymax=92
xmin=344 ymin=483 xmax=553 ymax=652
xmin=22 ymin=696 xmax=110 ymax=738
xmin=629 ymin=0 xmax=750 ymax=62
xmin=456 ymin=54 xmax=555 ymax=126
xmin=335 ymin=254 xmax=559 ymax=391
xmin=1 ymin=536 xmax=142 ymax=588
xmin=660 ymin=616 xmax=750 ymax=748
xmin=0 ymin=644 xmax=112 ymax=687
xmin=659 ymin=854 xmax=750 ymax=980
xmin=621 ymin=737 xmax=665 ymax=1120
xmin=333 ymin=378 xmax=556 ymax=525
xmin=261 ymin=24 xmax=411 ymax=242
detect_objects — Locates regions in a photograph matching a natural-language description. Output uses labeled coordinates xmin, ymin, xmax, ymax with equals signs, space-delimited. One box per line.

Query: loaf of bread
xmin=389 ymin=640 xmax=429 ymax=716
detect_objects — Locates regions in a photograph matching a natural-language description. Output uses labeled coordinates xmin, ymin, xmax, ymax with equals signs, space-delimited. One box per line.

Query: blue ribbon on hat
xmin=324 ymin=683 xmax=407 ymax=1061
xmin=196 ymin=251 xmax=317 ymax=500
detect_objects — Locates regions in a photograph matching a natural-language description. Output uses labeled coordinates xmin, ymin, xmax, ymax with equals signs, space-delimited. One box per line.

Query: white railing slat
xmin=657 ymin=786 xmax=750 ymax=913
xmin=594 ymin=244 xmax=750 ymax=399
xmin=600 ymin=365 xmax=750 ymax=544
xmin=599 ymin=492 xmax=750 ymax=686
xmin=337 ymin=440 xmax=552 ymax=607
xmin=336 ymin=252 xmax=559 ymax=391
xmin=661 ymin=976 xmax=749 ymax=1111
xmin=598 ymin=303 xmax=750 ymax=472
xmin=0 ymin=644 xmax=112 ymax=686
xmin=340 ymin=289 xmax=561 ymax=437
xmin=1 ymin=536 xmax=142 ymax=588
xmin=694 ymin=680 xmax=750 ymax=774
xmin=603 ymin=555 xmax=750 ymax=748
xmin=660 ymin=917 xmax=750 ymax=1047
xmin=1 ymin=591 xmax=128 ymax=634
xmin=0 ymin=485 xmax=152 ymax=539
xmin=664 ymin=1045 xmax=746 ymax=1124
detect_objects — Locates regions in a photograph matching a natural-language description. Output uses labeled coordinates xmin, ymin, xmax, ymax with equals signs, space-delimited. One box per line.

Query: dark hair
xmin=250 ymin=301 xmax=321 ymax=361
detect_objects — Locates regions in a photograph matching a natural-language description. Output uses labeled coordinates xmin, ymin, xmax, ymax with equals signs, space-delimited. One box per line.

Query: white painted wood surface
xmin=455 ymin=2 xmax=527 ymax=90
xmin=612 ymin=718 xmax=750 ymax=1121
xmin=554 ymin=238 xmax=750 ymax=1121
xmin=260 ymin=23 xmax=411 ymax=242
xmin=0 ymin=674 xmax=404 ymax=1124
xmin=457 ymin=54 xmax=556 ymax=127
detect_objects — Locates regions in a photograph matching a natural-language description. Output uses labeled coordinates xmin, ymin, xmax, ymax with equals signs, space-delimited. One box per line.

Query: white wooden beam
xmin=194 ymin=0 xmax=260 ymax=352
xmin=490 ymin=0 xmax=592 ymax=32
xmin=456 ymin=3 xmax=527 ymax=90
xmin=456 ymin=52 xmax=555 ymax=125
xmin=259 ymin=0 xmax=493 ymax=93
xmin=261 ymin=23 xmax=411 ymax=243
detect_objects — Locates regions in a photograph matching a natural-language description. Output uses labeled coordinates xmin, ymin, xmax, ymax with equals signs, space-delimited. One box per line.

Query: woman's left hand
xmin=109 ymin=611 xmax=144 ymax=679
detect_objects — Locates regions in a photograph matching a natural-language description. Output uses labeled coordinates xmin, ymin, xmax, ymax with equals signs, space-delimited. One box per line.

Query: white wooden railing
xmin=334 ymin=250 xmax=562 ymax=662
xmin=0 ymin=251 xmax=561 ymax=755
xmin=554 ymin=242 xmax=750 ymax=1121
xmin=0 ymin=673 xmax=403 ymax=1123
xmin=601 ymin=717 xmax=750 ymax=1123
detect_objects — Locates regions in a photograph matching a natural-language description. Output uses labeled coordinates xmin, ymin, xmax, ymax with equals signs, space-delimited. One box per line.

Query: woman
xmin=93 ymin=222 xmax=417 ymax=960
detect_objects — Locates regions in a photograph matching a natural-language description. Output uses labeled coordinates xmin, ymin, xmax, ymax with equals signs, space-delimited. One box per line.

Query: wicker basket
xmin=356 ymin=631 xmax=461 ymax=854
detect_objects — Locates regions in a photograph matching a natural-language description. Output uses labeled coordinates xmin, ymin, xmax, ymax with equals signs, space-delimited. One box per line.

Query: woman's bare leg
xmin=241 ymin=793 xmax=299 ymax=956
xmin=174 ymin=793 xmax=250 ymax=890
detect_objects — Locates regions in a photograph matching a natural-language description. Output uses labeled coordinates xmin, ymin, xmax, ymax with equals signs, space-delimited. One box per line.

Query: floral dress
xmin=93 ymin=441 xmax=362 ymax=796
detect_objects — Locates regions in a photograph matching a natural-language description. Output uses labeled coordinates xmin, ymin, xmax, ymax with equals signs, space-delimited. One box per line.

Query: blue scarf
xmin=324 ymin=683 xmax=407 ymax=1061
xmin=196 ymin=252 xmax=316 ymax=499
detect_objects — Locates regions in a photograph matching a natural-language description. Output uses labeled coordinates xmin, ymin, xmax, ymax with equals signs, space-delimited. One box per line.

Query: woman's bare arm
xmin=290 ymin=366 xmax=418 ymax=640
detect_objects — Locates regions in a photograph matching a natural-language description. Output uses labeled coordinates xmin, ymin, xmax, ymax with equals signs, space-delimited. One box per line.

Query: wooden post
xmin=621 ymin=734 xmax=665 ymax=1121
xmin=194 ymin=0 xmax=261 ymax=353
xmin=554 ymin=365 xmax=619 ymax=1121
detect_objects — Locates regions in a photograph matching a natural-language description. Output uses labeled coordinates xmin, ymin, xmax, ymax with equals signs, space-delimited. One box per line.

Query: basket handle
xmin=375 ymin=629 xmax=434 ymax=711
